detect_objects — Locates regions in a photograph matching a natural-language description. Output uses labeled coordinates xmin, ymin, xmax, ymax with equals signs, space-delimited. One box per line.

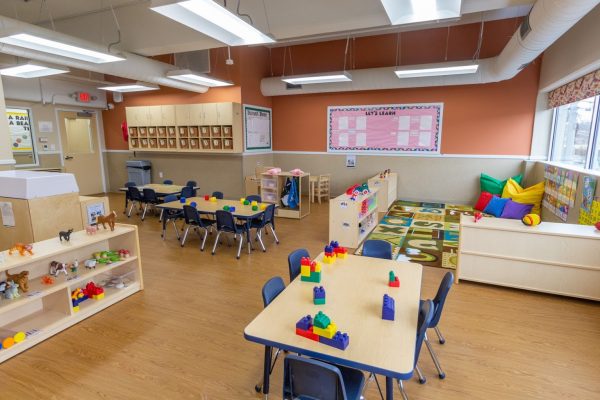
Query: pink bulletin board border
xmin=327 ymin=103 xmax=443 ymax=154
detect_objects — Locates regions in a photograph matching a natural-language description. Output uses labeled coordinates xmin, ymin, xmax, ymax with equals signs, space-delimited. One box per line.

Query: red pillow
xmin=474 ymin=192 xmax=493 ymax=211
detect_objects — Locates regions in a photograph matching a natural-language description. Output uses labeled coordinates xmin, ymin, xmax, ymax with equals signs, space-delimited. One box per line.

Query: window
xmin=550 ymin=96 xmax=600 ymax=170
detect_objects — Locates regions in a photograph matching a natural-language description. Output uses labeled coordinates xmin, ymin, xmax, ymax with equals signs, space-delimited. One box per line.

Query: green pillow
xmin=480 ymin=173 xmax=523 ymax=195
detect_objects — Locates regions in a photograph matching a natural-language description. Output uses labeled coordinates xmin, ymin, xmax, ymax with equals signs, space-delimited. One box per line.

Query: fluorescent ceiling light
xmin=0 ymin=33 xmax=125 ymax=64
xmin=167 ymin=70 xmax=232 ymax=87
xmin=151 ymin=0 xmax=275 ymax=46
xmin=380 ymin=0 xmax=462 ymax=25
xmin=0 ymin=62 xmax=69 ymax=78
xmin=281 ymin=71 xmax=352 ymax=85
xmin=395 ymin=64 xmax=478 ymax=78
xmin=99 ymin=82 xmax=159 ymax=92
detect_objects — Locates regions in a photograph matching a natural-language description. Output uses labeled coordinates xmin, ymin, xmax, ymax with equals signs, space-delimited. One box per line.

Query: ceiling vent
xmin=174 ymin=50 xmax=211 ymax=73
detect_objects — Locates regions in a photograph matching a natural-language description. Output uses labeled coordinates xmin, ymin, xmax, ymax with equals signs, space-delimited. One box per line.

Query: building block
xmin=322 ymin=255 xmax=335 ymax=264
xmin=330 ymin=241 xmax=339 ymax=249
xmin=301 ymin=271 xmax=321 ymax=283
xmin=313 ymin=323 xmax=337 ymax=339
xmin=296 ymin=315 xmax=313 ymax=330
xmin=319 ymin=331 xmax=350 ymax=350
xmin=296 ymin=327 xmax=319 ymax=341
xmin=389 ymin=271 xmax=400 ymax=288
xmin=324 ymin=245 xmax=334 ymax=254
xmin=313 ymin=286 xmax=326 ymax=305
xmin=301 ymin=257 xmax=311 ymax=266
xmin=313 ymin=311 xmax=331 ymax=329
xmin=301 ymin=265 xmax=311 ymax=277
xmin=382 ymin=294 xmax=395 ymax=321
xmin=313 ymin=261 xmax=322 ymax=272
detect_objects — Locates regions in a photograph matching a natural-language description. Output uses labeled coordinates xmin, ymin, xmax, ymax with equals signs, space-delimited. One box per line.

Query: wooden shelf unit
xmin=329 ymin=189 xmax=379 ymax=248
xmin=126 ymin=102 xmax=243 ymax=154
xmin=260 ymin=172 xmax=310 ymax=219
xmin=457 ymin=214 xmax=600 ymax=300
xmin=368 ymin=172 xmax=398 ymax=212
xmin=0 ymin=224 xmax=143 ymax=363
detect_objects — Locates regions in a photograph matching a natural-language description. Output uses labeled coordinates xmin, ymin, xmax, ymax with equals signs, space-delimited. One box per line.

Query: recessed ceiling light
xmin=167 ymin=70 xmax=233 ymax=87
xmin=0 ymin=33 xmax=125 ymax=64
xmin=395 ymin=64 xmax=479 ymax=78
xmin=281 ymin=71 xmax=352 ymax=85
xmin=380 ymin=0 xmax=462 ymax=25
xmin=151 ymin=0 xmax=275 ymax=46
xmin=0 ymin=62 xmax=70 ymax=78
xmin=98 ymin=82 xmax=160 ymax=92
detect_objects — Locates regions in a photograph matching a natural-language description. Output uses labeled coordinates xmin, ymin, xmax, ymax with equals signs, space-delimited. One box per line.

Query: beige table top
xmin=244 ymin=253 xmax=423 ymax=379
xmin=157 ymin=197 xmax=264 ymax=218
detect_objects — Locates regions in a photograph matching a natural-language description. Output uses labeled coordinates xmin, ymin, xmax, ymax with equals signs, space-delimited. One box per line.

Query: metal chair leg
xmin=257 ymin=229 xmax=266 ymax=252
xmin=127 ymin=202 xmax=135 ymax=217
xmin=141 ymin=203 xmax=148 ymax=220
xmin=415 ymin=364 xmax=426 ymax=384
xmin=397 ymin=379 xmax=409 ymax=400
xmin=268 ymin=224 xmax=280 ymax=244
xmin=361 ymin=373 xmax=384 ymax=400
xmin=181 ymin=225 xmax=190 ymax=247
xmin=159 ymin=209 xmax=164 ymax=222
xmin=236 ymin=233 xmax=244 ymax=259
xmin=200 ymin=227 xmax=209 ymax=251
xmin=211 ymin=231 xmax=222 ymax=255
xmin=171 ymin=220 xmax=181 ymax=240
xmin=425 ymin=334 xmax=446 ymax=379
xmin=434 ymin=326 xmax=446 ymax=344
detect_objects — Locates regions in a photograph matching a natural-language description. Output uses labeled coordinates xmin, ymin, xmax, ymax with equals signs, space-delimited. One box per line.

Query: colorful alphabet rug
xmin=356 ymin=200 xmax=480 ymax=270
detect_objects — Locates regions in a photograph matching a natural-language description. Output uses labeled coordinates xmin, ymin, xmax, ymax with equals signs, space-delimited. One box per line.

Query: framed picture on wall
xmin=244 ymin=105 xmax=272 ymax=152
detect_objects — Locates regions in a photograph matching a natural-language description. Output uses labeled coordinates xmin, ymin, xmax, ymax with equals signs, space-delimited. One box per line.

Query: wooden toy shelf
xmin=0 ymin=224 xmax=143 ymax=363
xmin=368 ymin=172 xmax=398 ymax=212
xmin=329 ymin=189 xmax=379 ymax=248
xmin=126 ymin=102 xmax=241 ymax=154
xmin=260 ymin=172 xmax=311 ymax=219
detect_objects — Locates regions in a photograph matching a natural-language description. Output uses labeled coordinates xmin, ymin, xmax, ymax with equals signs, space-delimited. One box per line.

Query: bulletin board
xmin=6 ymin=107 xmax=33 ymax=152
xmin=327 ymin=103 xmax=443 ymax=153
xmin=244 ymin=105 xmax=272 ymax=152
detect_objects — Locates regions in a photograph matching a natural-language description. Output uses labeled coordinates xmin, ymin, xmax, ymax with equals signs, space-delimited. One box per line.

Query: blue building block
xmin=382 ymin=294 xmax=395 ymax=321
xmin=296 ymin=315 xmax=313 ymax=331
xmin=313 ymin=286 xmax=326 ymax=305
xmin=330 ymin=241 xmax=339 ymax=249
xmin=319 ymin=331 xmax=350 ymax=350
xmin=324 ymin=245 xmax=333 ymax=254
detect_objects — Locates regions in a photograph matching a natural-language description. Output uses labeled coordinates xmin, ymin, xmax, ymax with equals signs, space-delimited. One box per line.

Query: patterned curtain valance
xmin=548 ymin=69 xmax=600 ymax=108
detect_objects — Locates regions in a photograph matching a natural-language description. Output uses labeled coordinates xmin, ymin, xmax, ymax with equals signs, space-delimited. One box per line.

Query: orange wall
xmin=271 ymin=61 xmax=541 ymax=154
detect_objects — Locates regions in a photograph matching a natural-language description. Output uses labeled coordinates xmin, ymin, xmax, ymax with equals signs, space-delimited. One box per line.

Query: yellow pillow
xmin=502 ymin=179 xmax=544 ymax=215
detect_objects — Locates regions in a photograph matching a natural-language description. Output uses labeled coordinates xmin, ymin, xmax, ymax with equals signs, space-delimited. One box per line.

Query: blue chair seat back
xmin=415 ymin=300 xmax=434 ymax=367
xmin=430 ymin=271 xmax=454 ymax=328
xmin=143 ymin=188 xmax=160 ymax=203
xmin=215 ymin=210 xmax=240 ymax=233
xmin=362 ymin=239 xmax=393 ymax=260
xmin=163 ymin=179 xmax=173 ymax=184
xmin=183 ymin=205 xmax=205 ymax=227
xmin=288 ymin=249 xmax=309 ymax=282
xmin=212 ymin=191 xmax=224 ymax=199
xmin=283 ymin=355 xmax=348 ymax=400
xmin=246 ymin=194 xmax=261 ymax=203
xmin=128 ymin=186 xmax=143 ymax=201
xmin=186 ymin=180 xmax=197 ymax=187
xmin=262 ymin=277 xmax=285 ymax=307
xmin=181 ymin=186 xmax=194 ymax=199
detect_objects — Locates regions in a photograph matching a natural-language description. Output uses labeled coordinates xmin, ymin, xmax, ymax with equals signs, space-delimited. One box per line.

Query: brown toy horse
xmin=97 ymin=211 xmax=117 ymax=231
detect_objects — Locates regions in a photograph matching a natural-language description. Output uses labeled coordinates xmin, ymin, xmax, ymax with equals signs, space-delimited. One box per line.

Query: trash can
xmin=126 ymin=160 xmax=151 ymax=186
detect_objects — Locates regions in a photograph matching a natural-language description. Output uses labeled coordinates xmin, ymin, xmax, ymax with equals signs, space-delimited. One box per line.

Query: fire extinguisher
xmin=121 ymin=121 xmax=128 ymax=142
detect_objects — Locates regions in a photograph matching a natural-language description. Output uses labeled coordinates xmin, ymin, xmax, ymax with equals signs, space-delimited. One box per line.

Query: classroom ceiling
xmin=0 ymin=0 xmax=535 ymax=56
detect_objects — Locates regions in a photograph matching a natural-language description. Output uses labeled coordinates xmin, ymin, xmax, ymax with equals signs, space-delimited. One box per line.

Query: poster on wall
xmin=327 ymin=103 xmax=443 ymax=153
xmin=581 ymin=175 xmax=597 ymax=214
xmin=542 ymin=165 xmax=579 ymax=222
xmin=244 ymin=105 xmax=272 ymax=152
xmin=578 ymin=199 xmax=600 ymax=225
xmin=6 ymin=108 xmax=33 ymax=152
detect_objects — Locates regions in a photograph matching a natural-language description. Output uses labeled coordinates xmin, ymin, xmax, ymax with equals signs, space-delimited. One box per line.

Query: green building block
xmin=314 ymin=298 xmax=326 ymax=305
xmin=314 ymin=311 xmax=331 ymax=329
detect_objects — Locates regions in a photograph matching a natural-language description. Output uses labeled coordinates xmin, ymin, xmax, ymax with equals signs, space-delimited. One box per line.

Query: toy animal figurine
xmin=70 ymin=259 xmax=79 ymax=273
xmin=8 ymin=243 xmax=33 ymax=256
xmin=0 ymin=280 xmax=6 ymax=294
xmin=49 ymin=261 xmax=68 ymax=276
xmin=97 ymin=211 xmax=117 ymax=231
xmin=59 ymin=229 xmax=74 ymax=242
xmin=84 ymin=259 xmax=97 ymax=269
xmin=40 ymin=275 xmax=55 ymax=285
xmin=85 ymin=225 xmax=97 ymax=235
xmin=4 ymin=281 xmax=20 ymax=300
xmin=5 ymin=270 xmax=29 ymax=292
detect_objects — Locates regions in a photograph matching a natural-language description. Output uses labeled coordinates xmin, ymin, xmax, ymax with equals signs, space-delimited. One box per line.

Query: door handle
xmin=64 ymin=155 xmax=74 ymax=160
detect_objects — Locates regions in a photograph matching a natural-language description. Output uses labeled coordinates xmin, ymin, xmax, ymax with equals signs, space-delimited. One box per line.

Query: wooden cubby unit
xmin=329 ymin=189 xmax=379 ymax=248
xmin=260 ymin=172 xmax=311 ymax=219
xmin=0 ymin=224 xmax=143 ymax=364
xmin=126 ymin=102 xmax=243 ymax=153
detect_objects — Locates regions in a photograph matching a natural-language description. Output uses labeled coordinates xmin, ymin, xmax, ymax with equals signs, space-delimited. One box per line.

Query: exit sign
xmin=78 ymin=92 xmax=91 ymax=103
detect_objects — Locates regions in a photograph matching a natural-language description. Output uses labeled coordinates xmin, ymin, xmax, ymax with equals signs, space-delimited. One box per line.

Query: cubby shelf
xmin=329 ymin=189 xmax=379 ymax=248
xmin=0 ymin=224 xmax=143 ymax=364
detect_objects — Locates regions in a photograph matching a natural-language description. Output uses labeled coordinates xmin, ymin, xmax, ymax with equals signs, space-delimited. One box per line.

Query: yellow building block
xmin=73 ymin=306 xmax=80 ymax=312
xmin=313 ymin=323 xmax=337 ymax=339
xmin=301 ymin=265 xmax=311 ymax=277
xmin=322 ymin=256 xmax=335 ymax=264
xmin=337 ymin=252 xmax=347 ymax=259
xmin=13 ymin=332 xmax=26 ymax=343
xmin=93 ymin=293 xmax=105 ymax=300
xmin=314 ymin=262 xmax=322 ymax=272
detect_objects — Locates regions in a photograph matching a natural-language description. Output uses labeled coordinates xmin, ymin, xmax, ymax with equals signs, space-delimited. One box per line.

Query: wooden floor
xmin=1 ymin=193 xmax=599 ymax=399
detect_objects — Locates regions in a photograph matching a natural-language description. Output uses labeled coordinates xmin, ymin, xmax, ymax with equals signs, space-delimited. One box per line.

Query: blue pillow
xmin=483 ymin=196 xmax=508 ymax=217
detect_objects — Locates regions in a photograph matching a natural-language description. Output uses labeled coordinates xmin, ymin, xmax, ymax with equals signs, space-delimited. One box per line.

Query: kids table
xmin=244 ymin=253 xmax=423 ymax=399
xmin=119 ymin=183 xmax=198 ymax=197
